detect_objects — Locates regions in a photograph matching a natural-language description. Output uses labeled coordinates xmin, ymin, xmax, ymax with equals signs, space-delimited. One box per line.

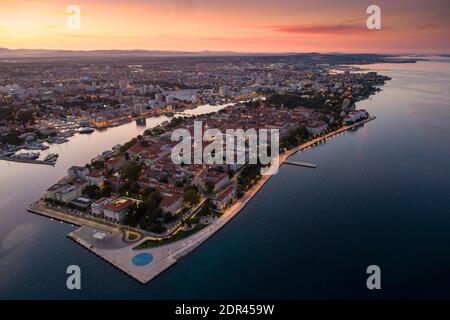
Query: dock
xmin=284 ymin=160 xmax=318 ymax=168
xmin=0 ymin=156 xmax=55 ymax=166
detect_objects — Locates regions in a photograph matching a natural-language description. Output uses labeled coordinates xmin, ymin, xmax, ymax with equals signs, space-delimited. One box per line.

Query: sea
xmin=0 ymin=58 xmax=449 ymax=299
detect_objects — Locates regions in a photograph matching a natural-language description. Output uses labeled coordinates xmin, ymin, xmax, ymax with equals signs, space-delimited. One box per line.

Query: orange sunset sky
xmin=0 ymin=0 xmax=449 ymax=53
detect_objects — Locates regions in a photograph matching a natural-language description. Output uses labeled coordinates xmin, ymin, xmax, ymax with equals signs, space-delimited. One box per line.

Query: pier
xmin=284 ymin=160 xmax=318 ymax=168
xmin=0 ymin=156 xmax=55 ymax=166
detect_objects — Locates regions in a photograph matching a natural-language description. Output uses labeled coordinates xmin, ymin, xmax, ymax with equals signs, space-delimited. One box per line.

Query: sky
xmin=0 ymin=0 xmax=449 ymax=53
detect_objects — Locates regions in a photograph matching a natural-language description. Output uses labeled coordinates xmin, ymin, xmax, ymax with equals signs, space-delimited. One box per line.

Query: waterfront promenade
xmin=286 ymin=116 xmax=375 ymax=156
xmin=60 ymin=116 xmax=376 ymax=284
xmin=27 ymin=200 xmax=119 ymax=232
xmin=28 ymin=197 xmax=207 ymax=240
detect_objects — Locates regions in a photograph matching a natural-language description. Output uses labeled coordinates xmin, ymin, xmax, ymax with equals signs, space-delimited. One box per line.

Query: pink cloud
xmin=272 ymin=23 xmax=367 ymax=34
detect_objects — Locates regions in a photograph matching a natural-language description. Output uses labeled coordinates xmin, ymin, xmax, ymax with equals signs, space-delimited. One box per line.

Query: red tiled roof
xmin=160 ymin=193 xmax=183 ymax=209
xmin=215 ymin=184 xmax=235 ymax=202
xmin=128 ymin=143 xmax=144 ymax=155
xmin=104 ymin=198 xmax=132 ymax=213
xmin=87 ymin=170 xmax=103 ymax=178
xmin=202 ymin=170 xmax=228 ymax=184
xmin=106 ymin=156 xmax=125 ymax=165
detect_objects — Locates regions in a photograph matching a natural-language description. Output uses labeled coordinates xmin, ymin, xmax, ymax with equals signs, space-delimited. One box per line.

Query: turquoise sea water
xmin=0 ymin=59 xmax=449 ymax=299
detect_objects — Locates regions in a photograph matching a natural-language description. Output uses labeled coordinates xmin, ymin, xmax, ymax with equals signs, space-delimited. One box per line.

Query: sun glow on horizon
xmin=0 ymin=0 xmax=449 ymax=53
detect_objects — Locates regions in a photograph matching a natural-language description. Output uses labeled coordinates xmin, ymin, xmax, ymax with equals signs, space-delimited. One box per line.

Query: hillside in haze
xmin=0 ymin=48 xmax=277 ymax=58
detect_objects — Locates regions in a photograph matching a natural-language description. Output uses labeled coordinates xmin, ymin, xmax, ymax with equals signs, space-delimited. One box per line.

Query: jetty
xmin=284 ymin=160 xmax=317 ymax=168
xmin=0 ymin=156 xmax=55 ymax=166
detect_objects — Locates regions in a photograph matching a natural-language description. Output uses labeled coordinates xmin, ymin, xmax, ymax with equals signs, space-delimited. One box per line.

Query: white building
xmin=103 ymin=197 xmax=132 ymax=222
xmin=306 ymin=121 xmax=328 ymax=136
xmin=86 ymin=171 xmax=105 ymax=187
xmin=213 ymin=184 xmax=236 ymax=210
xmin=68 ymin=166 xmax=89 ymax=180
xmin=343 ymin=109 xmax=369 ymax=124
xmin=160 ymin=193 xmax=183 ymax=213
xmin=91 ymin=197 xmax=113 ymax=216
xmin=165 ymin=95 xmax=174 ymax=104
xmin=55 ymin=185 xmax=82 ymax=203
xmin=45 ymin=183 xmax=65 ymax=200
xmin=219 ymin=86 xmax=232 ymax=97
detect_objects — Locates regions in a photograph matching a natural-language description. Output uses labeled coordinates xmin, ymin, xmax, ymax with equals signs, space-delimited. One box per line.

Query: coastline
xmin=3 ymin=57 xmax=449 ymax=299
xmin=28 ymin=116 xmax=376 ymax=284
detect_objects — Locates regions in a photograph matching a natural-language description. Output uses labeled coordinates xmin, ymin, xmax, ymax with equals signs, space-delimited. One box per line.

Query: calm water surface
xmin=0 ymin=60 xmax=449 ymax=299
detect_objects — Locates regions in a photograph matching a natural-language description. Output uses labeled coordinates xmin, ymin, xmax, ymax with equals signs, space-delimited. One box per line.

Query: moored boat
xmin=44 ymin=153 xmax=59 ymax=162
xmin=79 ymin=127 xmax=95 ymax=134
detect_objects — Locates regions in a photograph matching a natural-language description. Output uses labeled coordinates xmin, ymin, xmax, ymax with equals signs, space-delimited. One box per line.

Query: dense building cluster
xmin=1 ymin=53 xmax=390 ymax=235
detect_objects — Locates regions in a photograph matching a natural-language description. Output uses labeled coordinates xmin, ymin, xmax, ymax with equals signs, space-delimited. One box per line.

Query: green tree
xmin=91 ymin=160 xmax=105 ymax=170
xmin=17 ymin=110 xmax=35 ymax=125
xmin=204 ymin=181 xmax=215 ymax=195
xmin=142 ymin=187 xmax=155 ymax=198
xmin=121 ymin=161 xmax=141 ymax=182
xmin=129 ymin=181 xmax=140 ymax=194
xmin=144 ymin=191 xmax=162 ymax=212
xmin=84 ymin=185 xmax=100 ymax=199
xmin=183 ymin=188 xmax=200 ymax=206
xmin=163 ymin=212 xmax=174 ymax=224
xmin=100 ymin=183 xmax=114 ymax=197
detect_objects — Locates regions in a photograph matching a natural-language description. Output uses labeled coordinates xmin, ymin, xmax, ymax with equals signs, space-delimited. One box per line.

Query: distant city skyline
xmin=0 ymin=0 xmax=449 ymax=53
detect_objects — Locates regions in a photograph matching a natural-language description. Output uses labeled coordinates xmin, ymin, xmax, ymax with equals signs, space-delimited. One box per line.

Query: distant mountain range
xmin=1 ymin=47 xmax=445 ymax=60
xmin=0 ymin=48 xmax=284 ymax=58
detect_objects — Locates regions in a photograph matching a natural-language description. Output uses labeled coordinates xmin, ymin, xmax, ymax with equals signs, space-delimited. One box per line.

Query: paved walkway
xmin=28 ymin=201 xmax=119 ymax=233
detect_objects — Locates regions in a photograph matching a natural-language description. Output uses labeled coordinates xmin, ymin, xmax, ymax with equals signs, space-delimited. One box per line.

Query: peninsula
xmin=22 ymin=54 xmax=391 ymax=283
